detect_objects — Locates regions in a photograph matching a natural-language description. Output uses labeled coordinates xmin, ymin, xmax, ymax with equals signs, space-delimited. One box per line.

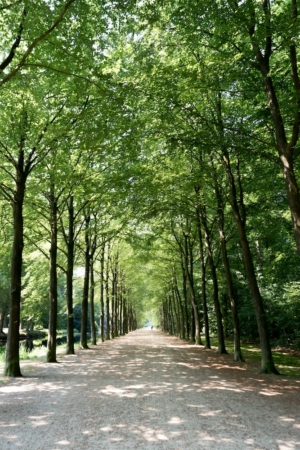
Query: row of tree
xmin=1 ymin=0 xmax=300 ymax=377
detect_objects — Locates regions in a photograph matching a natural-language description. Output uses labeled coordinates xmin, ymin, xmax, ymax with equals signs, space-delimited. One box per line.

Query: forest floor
xmin=0 ymin=329 xmax=300 ymax=450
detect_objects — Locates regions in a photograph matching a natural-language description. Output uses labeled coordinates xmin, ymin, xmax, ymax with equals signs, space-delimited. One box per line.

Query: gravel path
xmin=0 ymin=329 xmax=300 ymax=450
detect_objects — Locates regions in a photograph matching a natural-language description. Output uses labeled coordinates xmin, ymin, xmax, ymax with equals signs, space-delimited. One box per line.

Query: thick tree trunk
xmin=222 ymin=150 xmax=279 ymax=374
xmin=66 ymin=195 xmax=74 ymax=355
xmin=47 ymin=186 xmax=58 ymax=363
xmin=5 ymin=165 xmax=26 ymax=377
xmin=80 ymin=215 xmax=90 ymax=349
xmin=90 ymin=259 xmax=96 ymax=345
xmin=280 ymin=153 xmax=300 ymax=253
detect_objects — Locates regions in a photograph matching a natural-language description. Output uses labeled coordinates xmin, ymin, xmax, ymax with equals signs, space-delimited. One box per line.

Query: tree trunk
xmin=183 ymin=233 xmax=201 ymax=344
xmin=111 ymin=269 xmax=115 ymax=339
xmin=66 ymin=195 xmax=75 ymax=355
xmin=199 ymin=205 xmax=227 ymax=354
xmin=4 ymin=162 xmax=26 ymax=377
xmin=254 ymin=44 xmax=300 ymax=254
xmin=80 ymin=215 xmax=90 ymax=349
xmin=0 ymin=310 xmax=6 ymax=335
xmin=90 ymin=259 xmax=96 ymax=345
xmin=171 ymin=286 xmax=180 ymax=336
xmin=47 ymin=184 xmax=58 ymax=363
xmin=196 ymin=213 xmax=211 ymax=349
xmin=119 ymin=285 xmax=123 ymax=336
xmin=100 ymin=239 xmax=105 ymax=342
xmin=123 ymin=294 xmax=128 ymax=334
xmin=105 ymin=243 xmax=110 ymax=340
xmin=216 ymin=197 xmax=244 ymax=361
xmin=222 ymin=149 xmax=278 ymax=373
xmin=113 ymin=260 xmax=119 ymax=338
xmin=181 ymin=257 xmax=189 ymax=339
xmin=173 ymin=271 xmax=185 ymax=339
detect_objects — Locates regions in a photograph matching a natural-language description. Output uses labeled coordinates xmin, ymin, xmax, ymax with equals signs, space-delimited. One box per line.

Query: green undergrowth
xmin=209 ymin=337 xmax=300 ymax=377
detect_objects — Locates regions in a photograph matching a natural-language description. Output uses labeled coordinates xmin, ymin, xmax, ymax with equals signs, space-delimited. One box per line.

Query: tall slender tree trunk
xmin=222 ymin=150 xmax=278 ymax=373
xmin=123 ymin=294 xmax=128 ymax=334
xmin=47 ymin=183 xmax=58 ymax=363
xmin=66 ymin=195 xmax=75 ymax=355
xmin=113 ymin=259 xmax=119 ymax=338
xmin=200 ymin=205 xmax=227 ymax=354
xmin=105 ymin=243 xmax=110 ymax=340
xmin=90 ymin=259 xmax=96 ymax=345
xmin=100 ymin=239 xmax=105 ymax=342
xmin=196 ymin=211 xmax=211 ymax=348
xmin=183 ymin=233 xmax=201 ymax=344
xmin=172 ymin=285 xmax=180 ymax=336
xmin=111 ymin=267 xmax=115 ymax=339
xmin=181 ymin=257 xmax=189 ymax=339
xmin=173 ymin=270 xmax=185 ymax=339
xmin=119 ymin=284 xmax=123 ymax=336
xmin=80 ymin=214 xmax=90 ymax=349
xmin=211 ymin=166 xmax=244 ymax=361
xmin=4 ymin=165 xmax=26 ymax=376
xmin=216 ymin=93 xmax=278 ymax=373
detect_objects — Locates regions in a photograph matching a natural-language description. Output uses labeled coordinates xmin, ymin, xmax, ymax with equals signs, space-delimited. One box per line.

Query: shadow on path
xmin=1 ymin=329 xmax=300 ymax=449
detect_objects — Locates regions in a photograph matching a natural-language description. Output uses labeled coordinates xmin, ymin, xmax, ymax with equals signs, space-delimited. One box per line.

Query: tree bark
xmin=213 ymin=175 xmax=244 ymax=361
xmin=180 ymin=257 xmax=189 ymax=339
xmin=90 ymin=258 xmax=96 ymax=345
xmin=105 ymin=243 xmax=110 ymax=340
xmin=222 ymin=149 xmax=279 ymax=373
xmin=5 ymin=151 xmax=26 ymax=377
xmin=47 ymin=183 xmax=58 ymax=363
xmin=183 ymin=233 xmax=201 ymax=344
xmin=80 ymin=214 xmax=90 ymax=349
xmin=65 ymin=195 xmax=75 ymax=355
xmin=0 ymin=309 xmax=6 ymax=335
xmin=173 ymin=270 xmax=185 ymax=339
xmin=199 ymin=205 xmax=227 ymax=354
xmin=196 ymin=211 xmax=211 ymax=349
xmin=100 ymin=239 xmax=105 ymax=342
xmin=123 ymin=293 xmax=128 ymax=334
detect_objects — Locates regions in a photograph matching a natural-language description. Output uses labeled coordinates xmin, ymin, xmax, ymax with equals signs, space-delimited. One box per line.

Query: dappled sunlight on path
xmin=1 ymin=329 xmax=300 ymax=449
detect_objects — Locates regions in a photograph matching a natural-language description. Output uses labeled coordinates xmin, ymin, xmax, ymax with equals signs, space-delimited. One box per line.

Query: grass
xmin=209 ymin=337 xmax=300 ymax=377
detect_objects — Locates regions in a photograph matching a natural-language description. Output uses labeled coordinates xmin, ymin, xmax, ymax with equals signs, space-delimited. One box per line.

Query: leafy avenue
xmin=1 ymin=0 xmax=300 ymax=377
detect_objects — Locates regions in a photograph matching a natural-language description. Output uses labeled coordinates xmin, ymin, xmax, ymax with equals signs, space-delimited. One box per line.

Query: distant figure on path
xmin=151 ymin=326 xmax=153 ymax=330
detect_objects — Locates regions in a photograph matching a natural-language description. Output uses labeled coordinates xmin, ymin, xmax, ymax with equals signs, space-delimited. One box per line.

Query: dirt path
xmin=1 ymin=329 xmax=300 ymax=450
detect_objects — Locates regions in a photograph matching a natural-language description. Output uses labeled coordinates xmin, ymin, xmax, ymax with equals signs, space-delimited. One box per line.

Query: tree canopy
xmin=1 ymin=0 xmax=300 ymax=376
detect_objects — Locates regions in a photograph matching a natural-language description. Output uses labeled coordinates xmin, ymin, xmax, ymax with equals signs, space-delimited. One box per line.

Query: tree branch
xmin=0 ymin=7 xmax=26 ymax=71
xmin=0 ymin=0 xmax=76 ymax=86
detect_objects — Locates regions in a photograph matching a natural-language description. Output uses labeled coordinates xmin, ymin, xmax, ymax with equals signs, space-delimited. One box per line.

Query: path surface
xmin=0 ymin=329 xmax=300 ymax=450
